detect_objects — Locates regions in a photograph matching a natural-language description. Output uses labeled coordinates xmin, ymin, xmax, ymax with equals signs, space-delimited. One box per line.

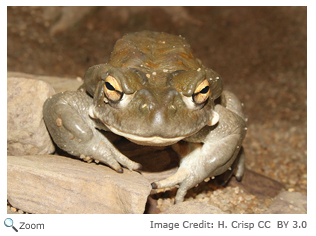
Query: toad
xmin=43 ymin=31 xmax=247 ymax=203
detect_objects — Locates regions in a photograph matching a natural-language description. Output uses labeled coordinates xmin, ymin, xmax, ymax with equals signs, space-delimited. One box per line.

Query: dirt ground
xmin=7 ymin=6 xmax=307 ymax=197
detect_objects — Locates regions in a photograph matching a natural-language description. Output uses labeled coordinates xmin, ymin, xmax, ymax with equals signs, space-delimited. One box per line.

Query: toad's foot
xmin=151 ymin=142 xmax=244 ymax=203
xmin=43 ymin=91 xmax=142 ymax=173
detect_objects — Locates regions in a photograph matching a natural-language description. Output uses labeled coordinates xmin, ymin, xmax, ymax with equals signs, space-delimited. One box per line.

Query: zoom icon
xmin=4 ymin=218 xmax=18 ymax=232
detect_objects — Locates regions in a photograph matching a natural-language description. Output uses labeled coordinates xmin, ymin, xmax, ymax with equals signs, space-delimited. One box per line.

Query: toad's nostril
xmin=139 ymin=102 xmax=155 ymax=114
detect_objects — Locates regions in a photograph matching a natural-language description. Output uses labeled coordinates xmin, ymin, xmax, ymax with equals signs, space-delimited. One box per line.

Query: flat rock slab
xmin=161 ymin=200 xmax=224 ymax=214
xmin=228 ymin=168 xmax=284 ymax=199
xmin=266 ymin=191 xmax=307 ymax=214
xmin=7 ymin=155 xmax=152 ymax=214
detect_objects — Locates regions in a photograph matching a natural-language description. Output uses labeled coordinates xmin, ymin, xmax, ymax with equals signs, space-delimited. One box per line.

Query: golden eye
xmin=193 ymin=79 xmax=211 ymax=104
xmin=103 ymin=75 xmax=123 ymax=102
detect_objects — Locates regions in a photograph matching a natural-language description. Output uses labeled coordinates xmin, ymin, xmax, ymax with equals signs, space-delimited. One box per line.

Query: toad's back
xmin=108 ymin=31 xmax=202 ymax=74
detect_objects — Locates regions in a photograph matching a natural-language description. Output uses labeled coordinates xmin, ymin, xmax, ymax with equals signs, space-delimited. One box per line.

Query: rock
xmin=7 ymin=77 xmax=55 ymax=156
xmin=43 ymin=6 xmax=97 ymax=36
xmin=161 ymin=200 xmax=225 ymax=214
xmin=265 ymin=191 xmax=307 ymax=214
xmin=7 ymin=155 xmax=152 ymax=214
xmin=7 ymin=72 xmax=83 ymax=93
xmin=228 ymin=168 xmax=284 ymax=199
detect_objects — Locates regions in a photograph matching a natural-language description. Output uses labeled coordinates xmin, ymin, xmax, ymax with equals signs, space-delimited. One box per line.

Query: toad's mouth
xmin=88 ymin=104 xmax=217 ymax=146
xmin=104 ymin=124 xmax=185 ymax=146
xmin=89 ymin=105 xmax=194 ymax=146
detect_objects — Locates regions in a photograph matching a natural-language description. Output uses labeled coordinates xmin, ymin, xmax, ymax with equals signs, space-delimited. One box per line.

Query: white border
xmin=2 ymin=2 xmax=313 ymax=235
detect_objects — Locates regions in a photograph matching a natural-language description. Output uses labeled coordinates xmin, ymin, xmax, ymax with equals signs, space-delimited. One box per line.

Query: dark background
xmin=7 ymin=6 xmax=307 ymax=195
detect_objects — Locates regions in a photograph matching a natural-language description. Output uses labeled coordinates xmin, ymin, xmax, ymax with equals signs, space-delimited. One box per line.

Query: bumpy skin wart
xmin=43 ymin=31 xmax=247 ymax=203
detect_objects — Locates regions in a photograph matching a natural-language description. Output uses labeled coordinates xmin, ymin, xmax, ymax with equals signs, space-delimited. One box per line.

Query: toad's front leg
xmin=43 ymin=90 xmax=141 ymax=172
xmin=152 ymin=92 xmax=247 ymax=203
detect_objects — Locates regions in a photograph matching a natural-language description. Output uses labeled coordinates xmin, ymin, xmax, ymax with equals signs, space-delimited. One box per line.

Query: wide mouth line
xmin=104 ymin=123 xmax=186 ymax=144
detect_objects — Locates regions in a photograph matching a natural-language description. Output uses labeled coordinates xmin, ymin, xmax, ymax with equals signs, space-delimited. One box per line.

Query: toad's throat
xmin=105 ymin=124 xmax=185 ymax=146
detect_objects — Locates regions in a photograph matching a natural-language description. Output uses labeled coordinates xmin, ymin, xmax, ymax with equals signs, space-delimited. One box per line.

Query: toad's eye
xmin=192 ymin=79 xmax=211 ymax=104
xmin=104 ymin=75 xmax=123 ymax=102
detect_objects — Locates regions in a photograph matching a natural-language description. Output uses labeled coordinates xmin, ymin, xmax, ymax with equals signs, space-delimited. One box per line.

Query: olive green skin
xmin=43 ymin=31 xmax=247 ymax=203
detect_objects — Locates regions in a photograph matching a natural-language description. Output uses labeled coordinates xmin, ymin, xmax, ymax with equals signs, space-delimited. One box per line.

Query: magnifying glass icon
xmin=4 ymin=218 xmax=18 ymax=232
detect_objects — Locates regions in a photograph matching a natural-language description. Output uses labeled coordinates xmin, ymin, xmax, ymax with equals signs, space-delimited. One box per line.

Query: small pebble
xmin=11 ymin=207 xmax=17 ymax=212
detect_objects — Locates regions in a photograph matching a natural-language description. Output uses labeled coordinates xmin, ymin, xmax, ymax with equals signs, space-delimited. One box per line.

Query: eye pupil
xmin=200 ymin=86 xmax=209 ymax=94
xmin=105 ymin=82 xmax=115 ymax=91
xmin=193 ymin=79 xmax=211 ymax=104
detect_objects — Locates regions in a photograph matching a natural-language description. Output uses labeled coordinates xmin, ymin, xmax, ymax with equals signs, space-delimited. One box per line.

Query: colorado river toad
xmin=43 ymin=31 xmax=247 ymax=203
